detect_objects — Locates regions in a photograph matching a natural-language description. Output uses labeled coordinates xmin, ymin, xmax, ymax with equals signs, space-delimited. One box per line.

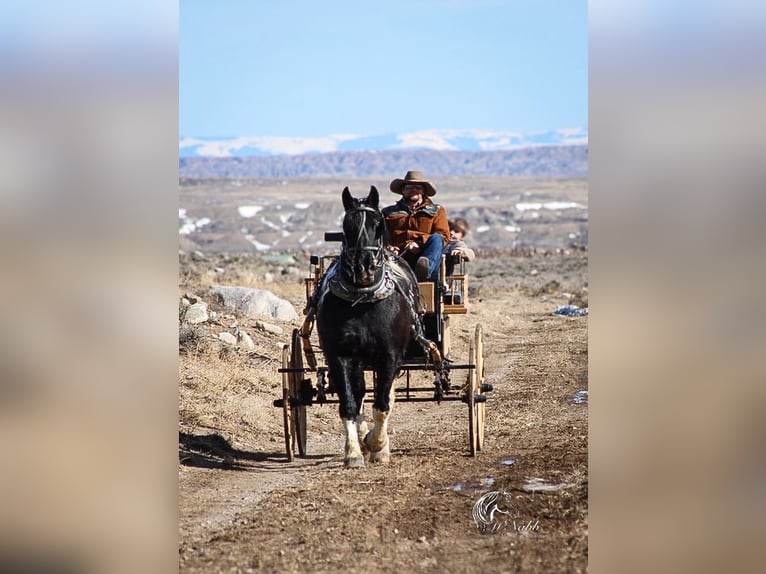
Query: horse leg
xmin=365 ymin=364 xmax=397 ymax=464
xmin=342 ymin=419 xmax=364 ymax=468
xmin=355 ymin=395 xmax=369 ymax=457
xmin=349 ymin=363 xmax=369 ymax=457
xmin=330 ymin=357 xmax=365 ymax=468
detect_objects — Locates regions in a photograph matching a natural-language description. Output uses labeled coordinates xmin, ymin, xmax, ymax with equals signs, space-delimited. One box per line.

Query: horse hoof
xmin=344 ymin=456 xmax=365 ymax=469
xmin=364 ymin=431 xmax=385 ymax=453
xmin=369 ymin=447 xmax=390 ymax=464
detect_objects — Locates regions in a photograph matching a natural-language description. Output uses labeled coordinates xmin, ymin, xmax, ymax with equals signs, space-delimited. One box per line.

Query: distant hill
xmin=179 ymin=128 xmax=587 ymax=157
xmin=178 ymin=144 xmax=588 ymax=179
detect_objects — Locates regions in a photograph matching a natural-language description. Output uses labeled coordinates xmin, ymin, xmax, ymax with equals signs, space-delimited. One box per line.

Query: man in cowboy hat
xmin=382 ymin=170 xmax=450 ymax=281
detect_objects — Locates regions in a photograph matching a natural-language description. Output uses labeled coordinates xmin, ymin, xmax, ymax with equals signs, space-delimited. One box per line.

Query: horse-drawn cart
xmin=273 ymin=187 xmax=492 ymax=466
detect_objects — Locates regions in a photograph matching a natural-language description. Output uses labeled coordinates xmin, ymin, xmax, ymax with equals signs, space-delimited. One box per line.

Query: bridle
xmin=340 ymin=206 xmax=386 ymax=287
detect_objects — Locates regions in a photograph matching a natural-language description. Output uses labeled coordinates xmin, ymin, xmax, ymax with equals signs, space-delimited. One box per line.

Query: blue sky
xmin=180 ymin=0 xmax=587 ymax=139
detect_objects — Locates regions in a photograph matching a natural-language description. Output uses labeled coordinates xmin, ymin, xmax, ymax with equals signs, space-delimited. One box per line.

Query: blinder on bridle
xmin=341 ymin=205 xmax=386 ymax=285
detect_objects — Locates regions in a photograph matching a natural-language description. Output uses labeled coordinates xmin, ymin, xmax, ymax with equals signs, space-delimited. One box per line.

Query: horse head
xmin=340 ymin=186 xmax=386 ymax=287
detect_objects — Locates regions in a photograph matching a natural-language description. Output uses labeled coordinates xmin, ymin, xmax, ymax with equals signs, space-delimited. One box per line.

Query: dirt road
xmin=178 ymin=251 xmax=588 ymax=573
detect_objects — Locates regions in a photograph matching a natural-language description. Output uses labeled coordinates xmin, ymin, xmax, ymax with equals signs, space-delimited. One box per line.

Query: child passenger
xmin=443 ymin=217 xmax=476 ymax=276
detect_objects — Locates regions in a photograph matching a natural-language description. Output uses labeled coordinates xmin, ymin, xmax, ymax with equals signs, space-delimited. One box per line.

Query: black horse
xmin=316 ymin=186 xmax=421 ymax=468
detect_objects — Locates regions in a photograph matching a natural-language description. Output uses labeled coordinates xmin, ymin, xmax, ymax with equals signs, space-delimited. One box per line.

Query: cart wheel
xmin=467 ymin=324 xmax=486 ymax=456
xmin=468 ymin=335 xmax=477 ymax=456
xmin=281 ymin=344 xmax=293 ymax=462
xmin=289 ymin=329 xmax=308 ymax=457
xmin=475 ymin=324 xmax=486 ymax=451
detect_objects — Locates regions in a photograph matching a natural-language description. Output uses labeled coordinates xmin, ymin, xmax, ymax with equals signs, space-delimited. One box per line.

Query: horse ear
xmin=368 ymin=185 xmax=379 ymax=208
xmin=342 ymin=187 xmax=353 ymax=210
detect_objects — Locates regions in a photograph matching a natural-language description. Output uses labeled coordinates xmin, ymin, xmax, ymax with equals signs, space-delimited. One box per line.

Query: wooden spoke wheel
xmin=280 ymin=344 xmax=293 ymax=462
xmin=475 ymin=324 xmax=486 ymax=451
xmin=468 ymin=324 xmax=486 ymax=456
xmin=289 ymin=329 xmax=308 ymax=457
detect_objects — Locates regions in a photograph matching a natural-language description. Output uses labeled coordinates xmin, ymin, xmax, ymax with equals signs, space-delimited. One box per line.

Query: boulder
xmin=255 ymin=321 xmax=283 ymax=336
xmin=238 ymin=330 xmax=256 ymax=350
xmin=184 ymin=302 xmax=209 ymax=324
xmin=218 ymin=332 xmax=237 ymax=345
xmin=209 ymin=285 xmax=299 ymax=322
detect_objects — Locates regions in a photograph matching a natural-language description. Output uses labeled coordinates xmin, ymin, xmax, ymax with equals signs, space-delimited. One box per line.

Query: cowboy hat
xmin=389 ymin=170 xmax=437 ymax=197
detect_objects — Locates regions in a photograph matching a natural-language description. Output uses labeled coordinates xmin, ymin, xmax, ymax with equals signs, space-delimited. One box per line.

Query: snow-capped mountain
xmin=179 ymin=127 xmax=587 ymax=158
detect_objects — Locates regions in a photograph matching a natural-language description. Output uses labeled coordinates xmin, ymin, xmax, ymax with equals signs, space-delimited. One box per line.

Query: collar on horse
xmin=326 ymin=260 xmax=395 ymax=306
xmin=319 ymin=254 xmax=425 ymax=312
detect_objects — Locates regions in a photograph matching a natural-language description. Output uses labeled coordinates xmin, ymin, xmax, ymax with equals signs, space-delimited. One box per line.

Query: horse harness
xmin=302 ymin=217 xmax=442 ymax=372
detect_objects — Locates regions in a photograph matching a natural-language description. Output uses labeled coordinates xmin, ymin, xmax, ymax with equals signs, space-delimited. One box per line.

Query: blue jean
xmin=418 ymin=234 xmax=445 ymax=281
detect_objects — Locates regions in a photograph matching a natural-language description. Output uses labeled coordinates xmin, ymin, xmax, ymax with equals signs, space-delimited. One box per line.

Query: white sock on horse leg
xmin=343 ymin=419 xmax=364 ymax=467
xmin=366 ymin=408 xmax=390 ymax=452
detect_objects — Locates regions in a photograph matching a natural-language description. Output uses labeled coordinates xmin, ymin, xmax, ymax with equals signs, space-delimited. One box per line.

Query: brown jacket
xmin=382 ymin=197 xmax=450 ymax=250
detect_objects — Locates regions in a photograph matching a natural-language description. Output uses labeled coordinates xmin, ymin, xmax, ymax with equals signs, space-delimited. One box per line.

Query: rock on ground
xmin=209 ymin=285 xmax=299 ymax=322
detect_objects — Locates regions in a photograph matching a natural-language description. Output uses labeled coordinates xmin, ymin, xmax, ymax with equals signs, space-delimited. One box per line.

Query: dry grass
xmin=179 ymin=321 xmax=288 ymax=448
xmin=178 ymin=325 xmax=211 ymax=355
